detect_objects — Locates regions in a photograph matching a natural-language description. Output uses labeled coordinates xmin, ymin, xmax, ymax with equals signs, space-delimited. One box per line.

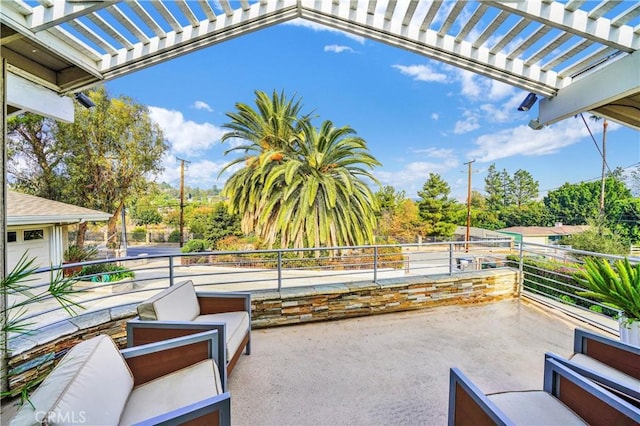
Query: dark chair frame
xmin=127 ymin=291 xmax=251 ymax=391
xmin=448 ymin=357 xmax=640 ymax=426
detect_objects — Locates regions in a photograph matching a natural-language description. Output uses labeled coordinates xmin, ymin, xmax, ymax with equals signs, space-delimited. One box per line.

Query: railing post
xmin=169 ymin=256 xmax=175 ymax=287
xmin=373 ymin=246 xmax=378 ymax=283
xmin=449 ymin=243 xmax=454 ymax=275
xmin=518 ymin=242 xmax=524 ymax=297
xmin=277 ymin=251 xmax=282 ymax=291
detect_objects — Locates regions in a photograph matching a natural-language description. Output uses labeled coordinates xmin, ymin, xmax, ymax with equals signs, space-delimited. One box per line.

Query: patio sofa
xmin=126 ymin=280 xmax=251 ymax=388
xmin=10 ymin=331 xmax=230 ymax=425
xmin=546 ymin=328 xmax=640 ymax=405
xmin=448 ymin=356 xmax=640 ymax=425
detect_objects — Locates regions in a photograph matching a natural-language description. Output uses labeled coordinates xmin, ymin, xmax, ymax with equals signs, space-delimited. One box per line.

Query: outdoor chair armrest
xmin=196 ymin=291 xmax=251 ymax=316
xmin=448 ymin=368 xmax=513 ymax=426
xmin=573 ymin=329 xmax=640 ymax=379
xmin=546 ymin=352 xmax=640 ymax=406
xmin=121 ymin=330 xmax=224 ymax=388
xmin=131 ymin=393 xmax=231 ymax=426
xmin=543 ymin=357 xmax=640 ymax=424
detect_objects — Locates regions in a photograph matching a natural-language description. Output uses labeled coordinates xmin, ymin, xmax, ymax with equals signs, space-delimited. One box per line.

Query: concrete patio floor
xmin=227 ymin=298 xmax=613 ymax=426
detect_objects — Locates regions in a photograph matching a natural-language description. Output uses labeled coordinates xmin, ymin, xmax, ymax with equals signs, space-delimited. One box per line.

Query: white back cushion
xmin=10 ymin=335 xmax=133 ymax=426
xmin=137 ymin=280 xmax=200 ymax=321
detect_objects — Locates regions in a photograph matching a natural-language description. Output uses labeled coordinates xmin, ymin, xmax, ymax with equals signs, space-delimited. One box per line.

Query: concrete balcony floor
xmin=228 ymin=298 xmax=611 ymax=425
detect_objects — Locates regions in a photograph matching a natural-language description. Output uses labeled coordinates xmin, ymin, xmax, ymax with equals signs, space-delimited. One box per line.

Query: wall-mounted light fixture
xmin=517 ymin=92 xmax=538 ymax=111
xmin=528 ymin=119 xmax=544 ymax=130
xmin=75 ymin=92 xmax=95 ymax=109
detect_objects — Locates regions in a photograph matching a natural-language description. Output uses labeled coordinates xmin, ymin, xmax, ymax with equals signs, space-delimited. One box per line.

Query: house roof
xmin=454 ymin=226 xmax=510 ymax=240
xmin=497 ymin=225 xmax=590 ymax=237
xmin=7 ymin=191 xmax=112 ymax=226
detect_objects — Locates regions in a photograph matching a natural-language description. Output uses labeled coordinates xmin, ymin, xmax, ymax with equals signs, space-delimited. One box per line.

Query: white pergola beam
xmin=6 ymin=72 xmax=74 ymax=122
xmin=538 ymin=49 xmax=640 ymax=128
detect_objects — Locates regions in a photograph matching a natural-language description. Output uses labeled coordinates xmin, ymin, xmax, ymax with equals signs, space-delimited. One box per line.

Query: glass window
xmin=7 ymin=232 xmax=16 ymax=243
xmin=24 ymin=229 xmax=44 ymax=241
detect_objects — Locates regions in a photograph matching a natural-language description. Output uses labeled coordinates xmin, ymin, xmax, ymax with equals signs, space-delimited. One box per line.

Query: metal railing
xmin=7 ymin=239 xmax=635 ymax=335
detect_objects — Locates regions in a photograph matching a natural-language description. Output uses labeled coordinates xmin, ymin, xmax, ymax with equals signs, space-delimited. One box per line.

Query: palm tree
xmin=220 ymin=91 xmax=381 ymax=249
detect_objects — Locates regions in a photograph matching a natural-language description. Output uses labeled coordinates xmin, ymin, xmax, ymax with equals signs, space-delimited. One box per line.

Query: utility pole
xmin=177 ymin=157 xmax=191 ymax=248
xmin=464 ymin=160 xmax=475 ymax=253
xmin=599 ymin=120 xmax=608 ymax=215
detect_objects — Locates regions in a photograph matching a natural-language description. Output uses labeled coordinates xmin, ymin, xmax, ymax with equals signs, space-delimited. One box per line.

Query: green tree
xmin=7 ymin=114 xmax=67 ymax=200
xmin=512 ymin=169 xmax=539 ymax=209
xmin=374 ymin=185 xmax=406 ymax=217
xmin=417 ymin=173 xmax=458 ymax=238
xmin=560 ymin=217 xmax=628 ymax=255
xmin=56 ymin=86 xmax=168 ymax=247
xmin=221 ymin=90 xmax=381 ymax=249
xmin=187 ymin=202 xmax=243 ymax=247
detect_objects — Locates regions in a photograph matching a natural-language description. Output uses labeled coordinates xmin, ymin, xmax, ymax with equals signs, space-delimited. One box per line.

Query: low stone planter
xmin=73 ymin=277 xmax=134 ymax=294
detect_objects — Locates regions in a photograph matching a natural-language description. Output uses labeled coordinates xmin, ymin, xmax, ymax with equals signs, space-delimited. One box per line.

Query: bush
xmin=181 ymin=239 xmax=209 ymax=253
xmin=64 ymin=245 xmax=98 ymax=263
xmin=168 ymin=230 xmax=181 ymax=243
xmin=130 ymin=227 xmax=146 ymax=243
xmin=79 ymin=264 xmax=135 ymax=282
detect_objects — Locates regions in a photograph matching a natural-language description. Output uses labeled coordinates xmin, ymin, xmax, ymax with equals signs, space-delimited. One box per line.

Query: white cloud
xmin=324 ymin=44 xmax=354 ymax=53
xmin=148 ymin=106 xmax=225 ymax=156
xmin=453 ymin=110 xmax=480 ymax=134
xmin=193 ymin=101 xmax=213 ymax=112
xmin=160 ymin=158 xmax=230 ymax=188
xmin=431 ymin=113 xmax=439 ymax=120
xmin=468 ymin=118 xmax=591 ymax=162
xmin=392 ymin=64 xmax=448 ymax=82
xmin=287 ymin=18 xmax=365 ymax=44
xmin=375 ymin=149 xmax=459 ymax=196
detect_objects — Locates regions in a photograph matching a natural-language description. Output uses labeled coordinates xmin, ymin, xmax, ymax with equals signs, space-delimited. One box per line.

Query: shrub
xmin=181 ymin=239 xmax=209 ymax=253
xmin=64 ymin=245 xmax=98 ymax=263
xmin=168 ymin=230 xmax=181 ymax=243
xmin=79 ymin=264 xmax=135 ymax=282
xmin=130 ymin=227 xmax=146 ymax=242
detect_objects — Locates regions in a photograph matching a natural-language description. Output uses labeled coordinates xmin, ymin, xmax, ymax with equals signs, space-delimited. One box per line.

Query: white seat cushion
xmin=137 ymin=280 xmax=200 ymax=321
xmin=487 ymin=390 xmax=588 ymax=425
xmin=195 ymin=311 xmax=250 ymax=359
xmin=119 ymin=359 xmax=223 ymax=425
xmin=10 ymin=335 xmax=133 ymax=426
xmin=570 ymin=353 xmax=640 ymax=392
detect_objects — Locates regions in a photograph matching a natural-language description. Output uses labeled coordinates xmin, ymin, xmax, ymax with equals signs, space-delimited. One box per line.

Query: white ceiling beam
xmin=384 ymin=1 xmax=397 ymax=21
xmin=367 ymin=0 xmax=376 ymax=16
xmin=507 ymin=24 xmax=551 ymax=58
xmin=68 ymin=19 xmax=118 ymax=55
xmin=525 ymin=32 xmax=573 ymax=66
xmin=7 ymin=72 xmax=74 ymax=122
xmin=557 ymin=46 xmax=617 ymax=79
xmin=151 ymin=1 xmax=183 ymax=33
xmin=300 ymin=5 xmax=558 ymax=96
xmin=126 ymin=1 xmax=167 ymax=39
xmin=611 ymin=3 xmax=640 ymax=28
xmin=419 ymin=0 xmax=441 ymax=31
xmin=27 ymin=0 xmax=111 ymax=32
xmin=487 ymin=0 xmax=637 ymax=52
xmin=490 ymin=17 xmax=529 ymax=54
xmin=107 ymin=4 xmax=150 ymax=44
xmin=565 ymin=1 xmax=586 ymax=13
xmin=176 ymin=0 xmax=200 ymax=27
xmin=473 ymin=10 xmax=508 ymax=48
xmin=219 ymin=0 xmax=234 ymax=18
xmin=438 ymin=1 xmax=465 ymax=36
xmin=197 ymin=0 xmax=217 ymax=22
xmin=541 ymin=38 xmax=592 ymax=71
xmin=538 ymin=49 xmax=640 ymax=129
xmin=456 ymin=3 xmax=488 ymax=42
xmin=401 ymin=1 xmax=417 ymax=27
xmin=87 ymin=12 xmax=135 ymax=50
xmin=98 ymin=0 xmax=300 ymax=84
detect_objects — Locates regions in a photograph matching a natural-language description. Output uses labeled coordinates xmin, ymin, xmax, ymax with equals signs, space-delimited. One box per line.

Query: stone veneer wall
xmin=5 ymin=269 xmax=517 ymax=395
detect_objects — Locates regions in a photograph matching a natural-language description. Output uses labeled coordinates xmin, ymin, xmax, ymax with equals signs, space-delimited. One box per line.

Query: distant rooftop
xmin=8 ymin=190 xmax=111 ymax=226
xmin=498 ymin=224 xmax=590 ymax=237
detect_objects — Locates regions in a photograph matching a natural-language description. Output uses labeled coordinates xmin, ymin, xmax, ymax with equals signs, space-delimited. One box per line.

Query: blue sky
xmin=105 ymin=18 xmax=640 ymax=201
